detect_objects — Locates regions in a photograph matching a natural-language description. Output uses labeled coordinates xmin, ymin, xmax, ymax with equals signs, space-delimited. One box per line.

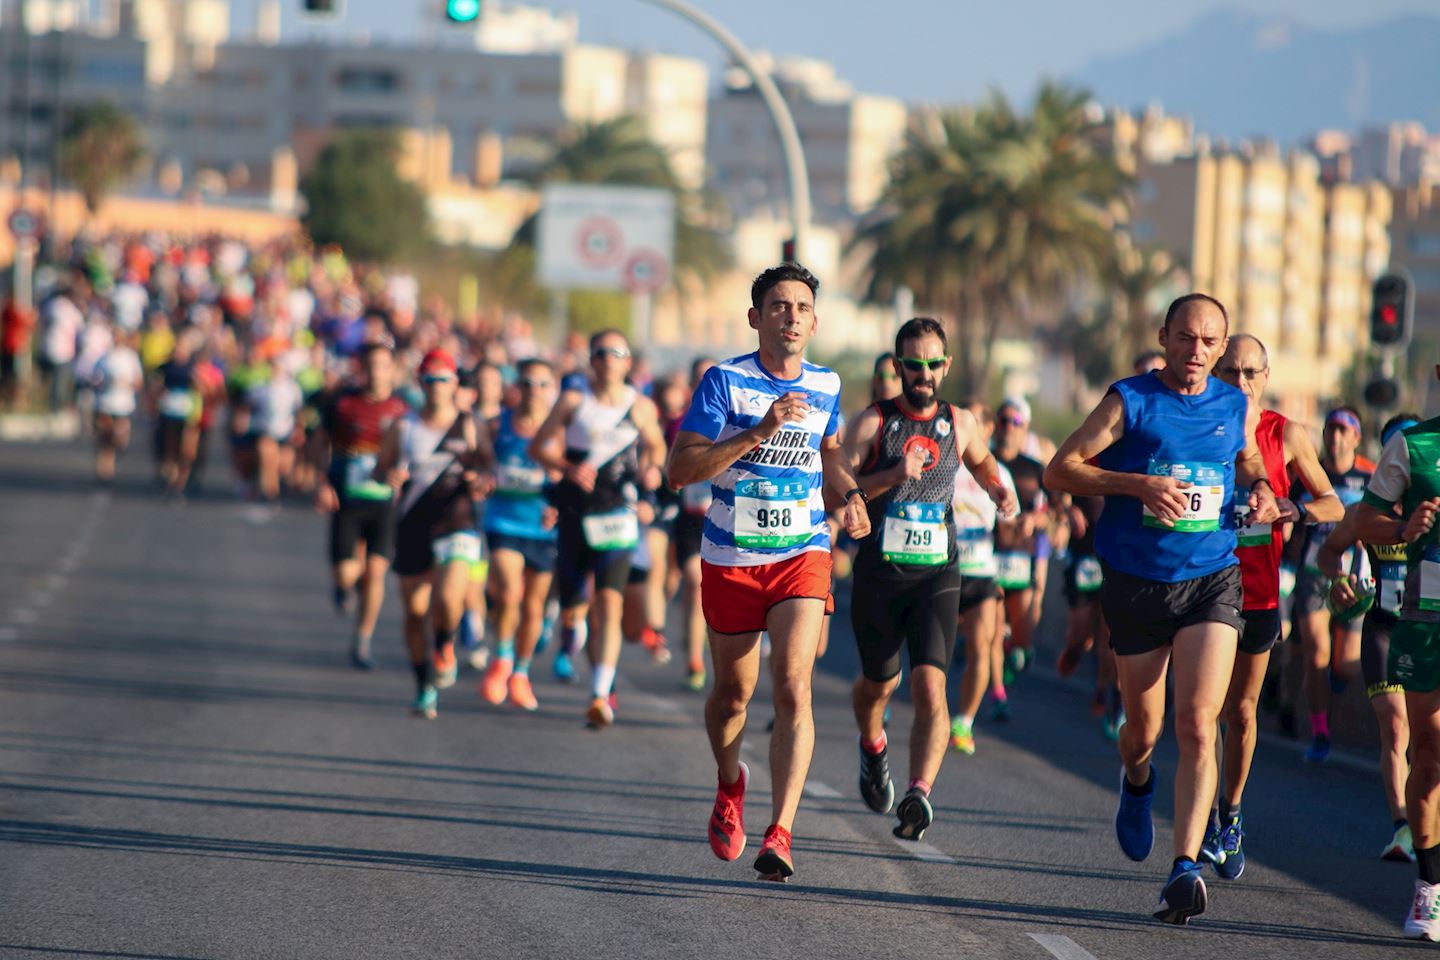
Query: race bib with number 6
xmin=1142 ymin=460 xmax=1224 ymax=532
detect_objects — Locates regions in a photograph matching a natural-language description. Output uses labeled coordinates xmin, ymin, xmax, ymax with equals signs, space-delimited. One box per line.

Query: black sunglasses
xmin=592 ymin=347 xmax=630 ymax=360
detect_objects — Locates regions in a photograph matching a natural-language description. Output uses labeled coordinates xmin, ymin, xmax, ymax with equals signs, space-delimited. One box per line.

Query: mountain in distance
xmin=1068 ymin=9 xmax=1440 ymax=144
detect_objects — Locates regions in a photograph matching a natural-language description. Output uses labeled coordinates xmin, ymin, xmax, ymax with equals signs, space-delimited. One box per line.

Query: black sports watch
xmin=845 ymin=486 xmax=868 ymax=505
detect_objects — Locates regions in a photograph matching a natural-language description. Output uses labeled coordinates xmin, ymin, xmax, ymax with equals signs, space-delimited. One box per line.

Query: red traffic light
xmin=1380 ymin=304 xmax=1398 ymax=325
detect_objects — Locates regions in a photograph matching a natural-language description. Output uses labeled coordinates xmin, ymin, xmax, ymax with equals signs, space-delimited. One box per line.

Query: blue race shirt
xmin=483 ymin=408 xmax=555 ymax=542
xmin=678 ymin=352 xmax=841 ymax=567
xmin=1094 ymin=372 xmax=1247 ymax=583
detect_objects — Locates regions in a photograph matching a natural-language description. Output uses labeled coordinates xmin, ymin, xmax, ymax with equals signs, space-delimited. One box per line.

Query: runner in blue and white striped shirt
xmin=667 ymin=263 xmax=870 ymax=882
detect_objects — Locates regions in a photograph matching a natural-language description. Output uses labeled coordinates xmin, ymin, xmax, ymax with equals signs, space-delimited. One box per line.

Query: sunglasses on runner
xmin=1217 ymin=365 xmax=1267 ymax=381
xmin=592 ymin=347 xmax=631 ymax=360
xmin=520 ymin=377 xmax=553 ymax=389
xmin=421 ymin=373 xmax=456 ymax=385
xmin=899 ymin=356 xmax=948 ymax=372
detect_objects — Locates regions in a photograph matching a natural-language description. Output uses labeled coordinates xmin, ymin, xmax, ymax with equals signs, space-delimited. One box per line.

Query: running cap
xmin=1382 ymin=418 xmax=1420 ymax=446
xmin=1325 ymin=409 xmax=1363 ymax=434
xmin=420 ymin=348 xmax=458 ymax=375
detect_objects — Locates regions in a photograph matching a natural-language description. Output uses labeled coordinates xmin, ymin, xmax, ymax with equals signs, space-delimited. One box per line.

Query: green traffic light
xmin=446 ymin=0 xmax=481 ymax=22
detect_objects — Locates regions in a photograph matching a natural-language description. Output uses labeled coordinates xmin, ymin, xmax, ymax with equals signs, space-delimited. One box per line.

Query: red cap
xmin=420 ymin=348 xmax=457 ymax=376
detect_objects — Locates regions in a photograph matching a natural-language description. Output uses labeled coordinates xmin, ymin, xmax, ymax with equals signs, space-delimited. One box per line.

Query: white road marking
xmin=804 ymin=780 xmax=844 ymax=799
xmin=643 ymin=696 xmax=685 ymax=715
xmin=1028 ymin=933 xmax=1100 ymax=960
xmin=891 ymin=836 xmax=957 ymax=864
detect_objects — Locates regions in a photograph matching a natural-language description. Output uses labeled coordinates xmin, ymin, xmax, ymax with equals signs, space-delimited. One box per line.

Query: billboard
xmin=537 ymin=184 xmax=676 ymax=294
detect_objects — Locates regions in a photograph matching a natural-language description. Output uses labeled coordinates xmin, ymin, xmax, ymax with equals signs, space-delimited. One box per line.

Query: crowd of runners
xmin=15 ymin=231 xmax=1440 ymax=938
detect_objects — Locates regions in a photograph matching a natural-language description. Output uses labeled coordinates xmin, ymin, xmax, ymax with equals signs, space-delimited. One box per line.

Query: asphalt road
xmin=0 ymin=438 xmax=1425 ymax=959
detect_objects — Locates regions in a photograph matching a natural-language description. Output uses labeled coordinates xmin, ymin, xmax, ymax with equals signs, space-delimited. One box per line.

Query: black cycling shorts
xmin=851 ymin=568 xmax=962 ymax=683
xmin=1238 ymin=607 xmax=1281 ymax=656
xmin=556 ymin=511 xmax=633 ymax=607
xmin=1101 ymin=562 xmax=1244 ymax=657
xmin=329 ymin=499 xmax=395 ymax=564
xmin=487 ymin=531 xmax=558 ymax=575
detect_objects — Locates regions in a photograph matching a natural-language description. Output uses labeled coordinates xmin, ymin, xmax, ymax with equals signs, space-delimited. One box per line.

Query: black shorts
xmin=1238 ymin=607 xmax=1281 ymax=656
xmin=330 ymin=499 xmax=396 ymax=564
xmin=1101 ymin=562 xmax=1244 ymax=657
xmin=851 ymin=568 xmax=962 ymax=682
xmin=1364 ymin=612 xmax=1402 ymax=697
xmin=956 ymin=575 xmax=997 ymax=615
xmin=674 ymin=512 xmax=706 ymax=565
xmin=487 ymin=531 xmax=558 ymax=575
xmin=393 ymin=517 xmax=481 ymax=578
xmin=556 ymin=512 xmax=633 ymax=607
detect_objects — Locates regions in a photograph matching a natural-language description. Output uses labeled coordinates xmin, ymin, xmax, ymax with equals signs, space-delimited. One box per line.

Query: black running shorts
xmin=1364 ymin=611 xmax=1402 ymax=698
xmin=1238 ymin=607 xmax=1281 ymax=656
xmin=956 ymin=575 xmax=997 ymax=615
xmin=556 ymin=511 xmax=633 ymax=607
xmin=674 ymin=512 xmax=706 ymax=566
xmin=851 ymin=568 xmax=962 ymax=683
xmin=1101 ymin=562 xmax=1244 ymax=657
xmin=329 ymin=499 xmax=395 ymax=565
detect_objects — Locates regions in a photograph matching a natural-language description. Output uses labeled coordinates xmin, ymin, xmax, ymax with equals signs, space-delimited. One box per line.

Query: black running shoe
xmin=893 ymin=789 xmax=933 ymax=841
xmin=858 ymin=738 xmax=894 ymax=814
xmin=1154 ymin=861 xmax=1207 ymax=925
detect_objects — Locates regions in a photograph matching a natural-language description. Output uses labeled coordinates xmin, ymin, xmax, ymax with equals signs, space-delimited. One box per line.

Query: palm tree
xmin=58 ymin=100 xmax=145 ymax=217
xmin=854 ymin=81 xmax=1127 ymax=396
xmin=515 ymin=115 xmax=732 ymax=289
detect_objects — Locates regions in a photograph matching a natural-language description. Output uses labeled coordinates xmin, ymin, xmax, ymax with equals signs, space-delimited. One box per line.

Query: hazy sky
xmin=229 ymin=0 xmax=1438 ymax=105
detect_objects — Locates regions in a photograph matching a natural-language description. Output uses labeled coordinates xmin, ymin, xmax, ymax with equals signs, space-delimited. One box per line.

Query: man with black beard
xmin=844 ymin=317 xmax=1016 ymax=841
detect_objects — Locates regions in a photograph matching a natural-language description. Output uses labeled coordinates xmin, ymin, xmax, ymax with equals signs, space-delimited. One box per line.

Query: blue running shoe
xmin=1215 ymin=815 xmax=1245 ymax=880
xmin=553 ymin=650 xmax=575 ymax=683
xmin=412 ymin=685 xmax=438 ymax=720
xmin=1115 ymin=766 xmax=1155 ymax=862
xmin=1154 ymin=860 xmax=1207 ymax=925
xmin=1304 ymin=733 xmax=1331 ymax=764
xmin=1199 ymin=815 xmax=1224 ymax=868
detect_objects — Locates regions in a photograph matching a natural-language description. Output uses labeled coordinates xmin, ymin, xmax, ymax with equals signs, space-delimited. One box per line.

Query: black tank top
xmin=855 ymin=399 xmax=961 ymax=580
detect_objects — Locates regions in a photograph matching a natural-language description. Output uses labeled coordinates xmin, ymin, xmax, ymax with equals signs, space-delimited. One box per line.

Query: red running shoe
xmin=754 ymin=823 xmax=794 ymax=881
xmin=708 ymin=762 xmax=748 ymax=861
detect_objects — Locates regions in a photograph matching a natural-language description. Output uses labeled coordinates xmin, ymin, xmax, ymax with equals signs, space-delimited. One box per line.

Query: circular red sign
xmin=574 ymin=217 xmax=623 ymax=268
xmin=622 ymin=248 xmax=669 ymax=294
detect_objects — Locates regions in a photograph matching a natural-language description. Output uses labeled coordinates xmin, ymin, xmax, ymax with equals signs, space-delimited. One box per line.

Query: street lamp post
xmin=633 ymin=0 xmax=812 ymax=263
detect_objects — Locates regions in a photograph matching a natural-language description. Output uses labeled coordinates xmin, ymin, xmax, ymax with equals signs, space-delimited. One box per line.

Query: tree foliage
xmin=853 ymin=81 xmax=1128 ymax=395
xmin=58 ymin=101 xmax=145 ymax=216
xmin=515 ymin=115 xmax=732 ymax=289
xmin=300 ymin=130 xmax=430 ymax=264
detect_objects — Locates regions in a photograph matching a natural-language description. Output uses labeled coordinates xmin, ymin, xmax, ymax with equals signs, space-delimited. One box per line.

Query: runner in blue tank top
xmin=1045 ymin=294 xmax=1281 ymax=925
xmin=480 ymin=358 xmax=560 ymax=712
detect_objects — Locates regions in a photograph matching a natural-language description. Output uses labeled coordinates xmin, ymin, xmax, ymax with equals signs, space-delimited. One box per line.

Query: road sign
xmin=7 ymin=208 xmax=38 ymax=239
xmin=537 ymin=184 xmax=675 ymax=293
xmin=622 ymin=248 xmax=669 ymax=295
xmin=575 ymin=217 xmax=624 ymax=268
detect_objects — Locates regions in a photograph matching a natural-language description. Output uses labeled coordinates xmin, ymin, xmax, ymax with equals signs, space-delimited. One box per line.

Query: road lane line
xmin=804 ymin=780 xmax=844 ymax=799
xmin=891 ymin=836 xmax=957 ymax=863
xmin=1028 ymin=933 xmax=1099 ymax=960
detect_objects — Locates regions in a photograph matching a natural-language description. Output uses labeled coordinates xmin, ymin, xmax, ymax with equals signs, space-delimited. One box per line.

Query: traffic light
xmin=1370 ymin=273 xmax=1412 ymax=347
xmin=302 ymin=0 xmax=340 ymax=14
xmin=445 ymin=0 xmax=482 ymax=23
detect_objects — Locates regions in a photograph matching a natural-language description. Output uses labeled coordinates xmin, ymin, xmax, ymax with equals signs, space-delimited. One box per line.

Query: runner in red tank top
xmin=1204 ymin=334 xmax=1342 ymax=879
